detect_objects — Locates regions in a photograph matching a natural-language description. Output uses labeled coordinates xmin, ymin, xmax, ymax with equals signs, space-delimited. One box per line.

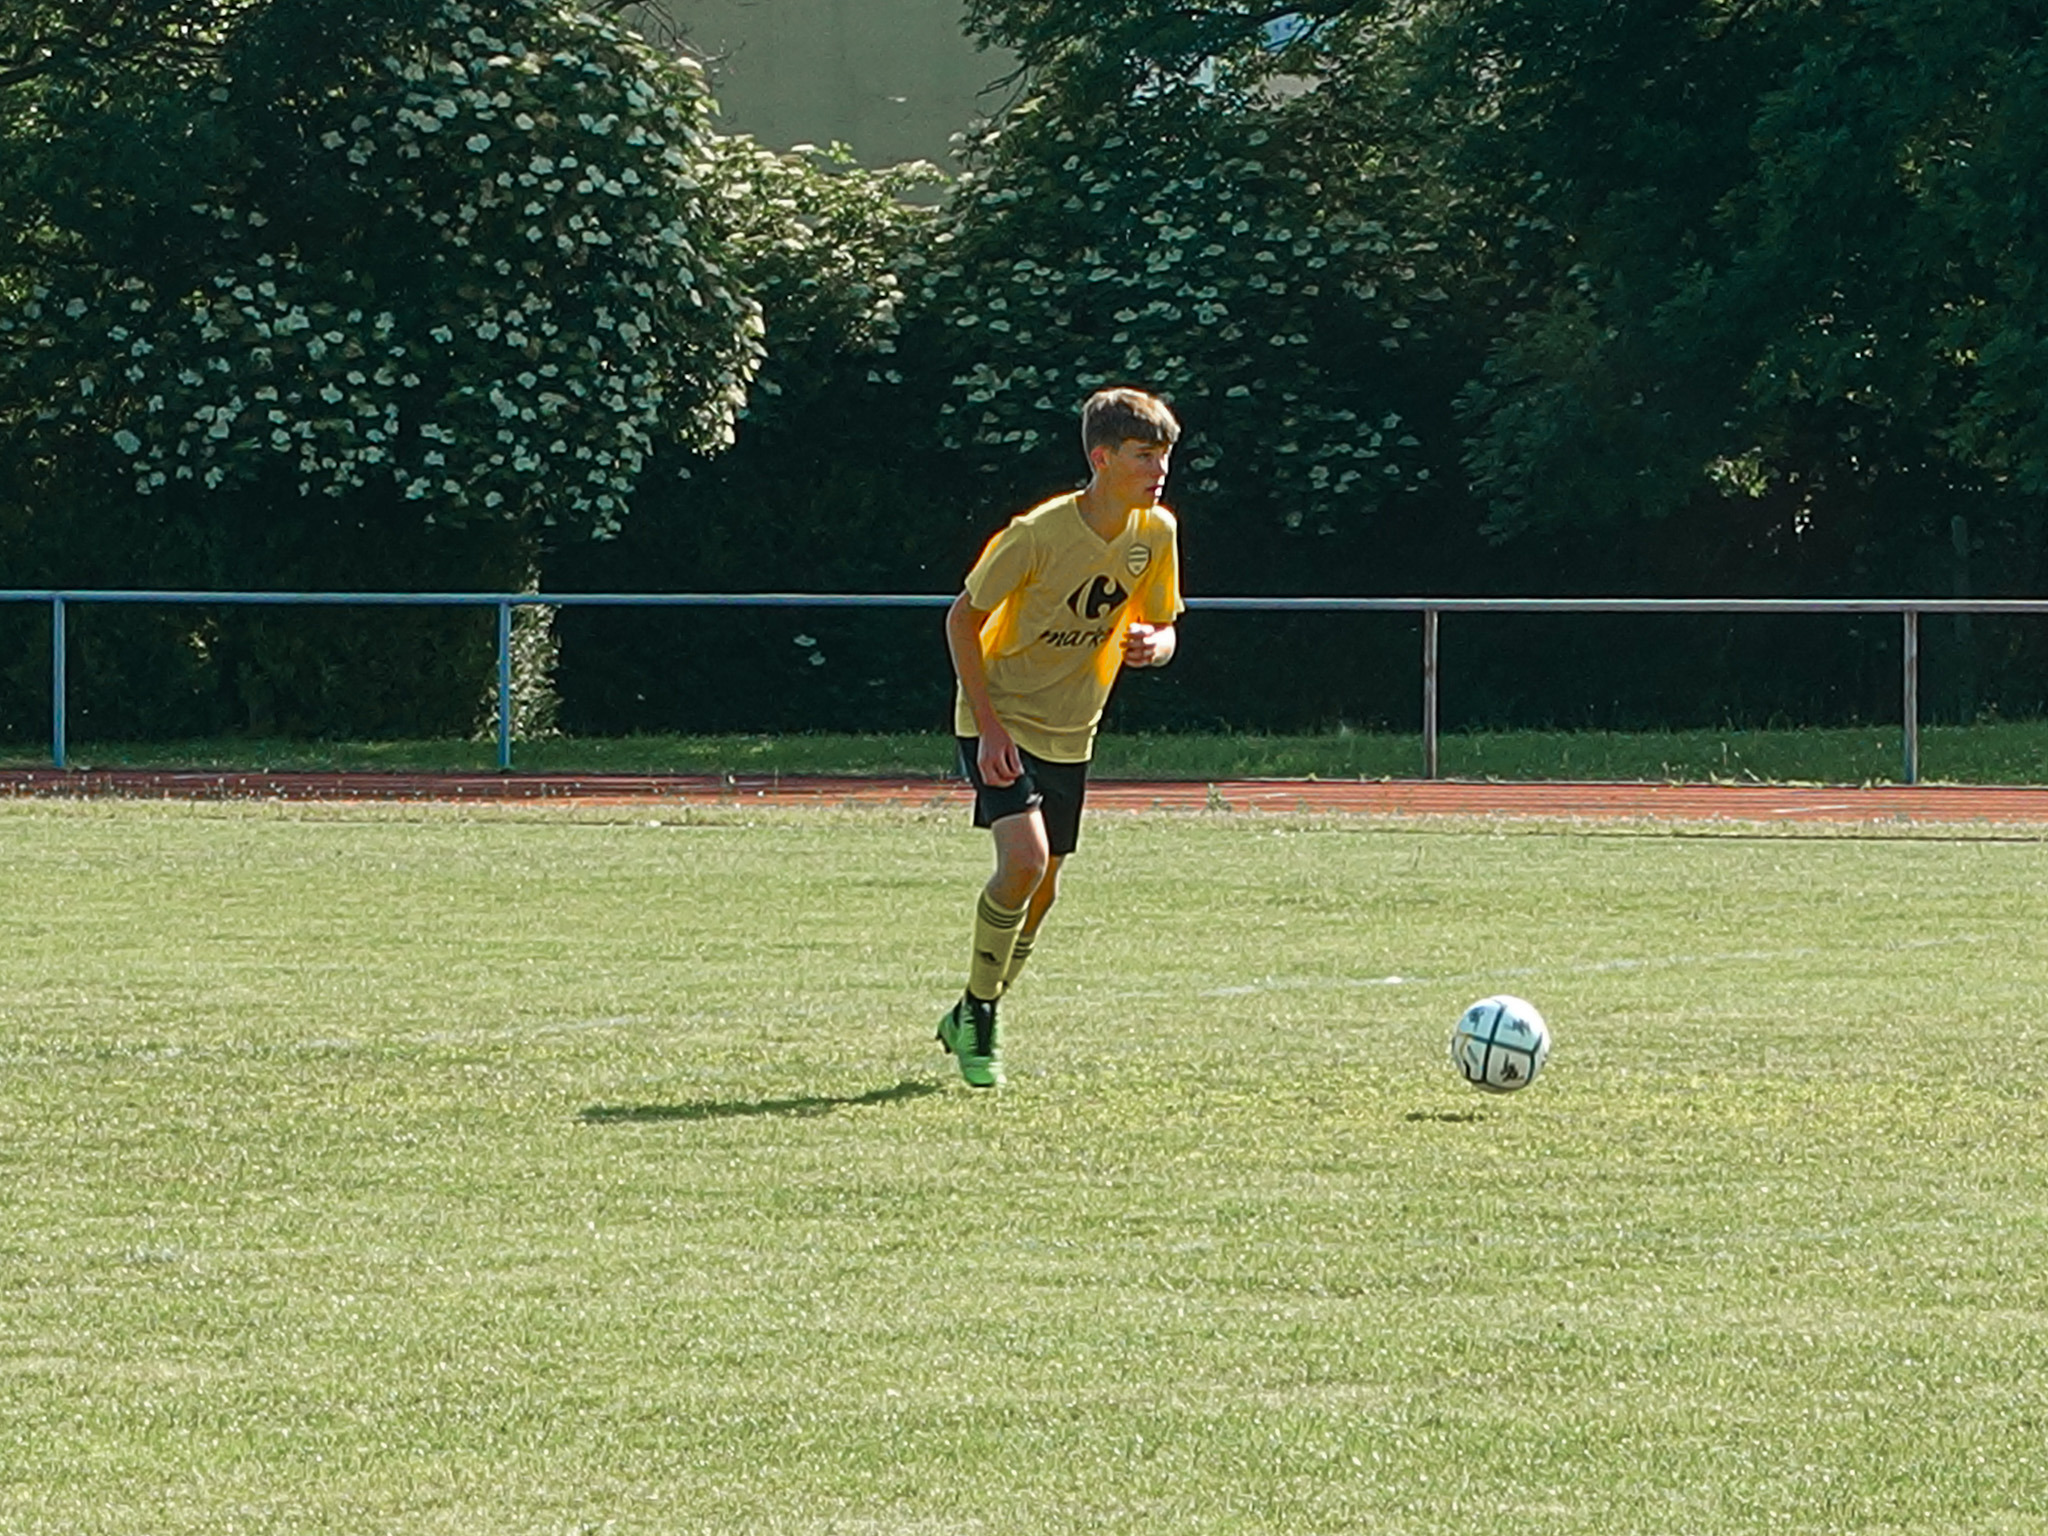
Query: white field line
xmin=1197 ymin=932 xmax=1993 ymax=998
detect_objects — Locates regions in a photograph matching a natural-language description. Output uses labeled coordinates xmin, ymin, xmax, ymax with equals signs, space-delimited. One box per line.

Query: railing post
xmin=496 ymin=598 xmax=514 ymax=772
xmin=50 ymin=594 xmax=67 ymax=770
xmin=1901 ymin=607 xmax=1920 ymax=786
xmin=1422 ymin=607 xmax=1441 ymax=780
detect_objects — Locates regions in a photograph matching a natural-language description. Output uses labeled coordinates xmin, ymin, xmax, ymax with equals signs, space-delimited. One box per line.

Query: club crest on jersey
xmin=1123 ymin=543 xmax=1153 ymax=577
xmin=1066 ymin=574 xmax=1130 ymax=621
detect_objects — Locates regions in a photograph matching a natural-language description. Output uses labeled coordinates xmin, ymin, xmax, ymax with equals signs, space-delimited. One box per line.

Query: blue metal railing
xmin=6 ymin=588 xmax=2048 ymax=781
xmin=2 ymin=589 xmax=951 ymax=774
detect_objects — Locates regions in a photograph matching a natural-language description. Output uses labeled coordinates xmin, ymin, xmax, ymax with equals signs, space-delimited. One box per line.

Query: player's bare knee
xmin=990 ymin=850 xmax=1049 ymax=909
xmin=985 ymin=845 xmax=1046 ymax=912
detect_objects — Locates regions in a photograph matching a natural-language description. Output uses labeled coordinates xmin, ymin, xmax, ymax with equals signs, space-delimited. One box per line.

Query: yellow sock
xmin=1001 ymin=931 xmax=1037 ymax=991
xmin=967 ymin=891 xmax=1027 ymax=1001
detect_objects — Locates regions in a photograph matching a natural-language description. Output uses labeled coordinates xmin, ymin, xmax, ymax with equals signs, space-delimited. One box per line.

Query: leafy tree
xmin=1721 ymin=0 xmax=2048 ymax=558
xmin=940 ymin=0 xmax=2048 ymax=732
xmin=547 ymin=141 xmax=960 ymax=736
xmin=1428 ymin=0 xmax=1806 ymax=543
xmin=0 ymin=0 xmax=762 ymax=542
xmin=1441 ymin=0 xmax=2048 ymax=600
xmin=0 ymin=1 xmax=255 ymax=96
xmin=924 ymin=3 xmax=1468 ymax=598
xmin=698 ymin=139 xmax=940 ymax=420
xmin=0 ymin=0 xmax=778 ymax=742
xmin=962 ymin=0 xmax=1362 ymax=105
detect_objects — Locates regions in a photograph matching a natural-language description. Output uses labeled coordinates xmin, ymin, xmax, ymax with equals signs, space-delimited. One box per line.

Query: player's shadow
xmin=579 ymin=1079 xmax=940 ymax=1125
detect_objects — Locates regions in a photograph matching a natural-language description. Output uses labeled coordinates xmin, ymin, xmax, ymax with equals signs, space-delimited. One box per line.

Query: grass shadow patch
xmin=579 ymin=1079 xmax=940 ymax=1125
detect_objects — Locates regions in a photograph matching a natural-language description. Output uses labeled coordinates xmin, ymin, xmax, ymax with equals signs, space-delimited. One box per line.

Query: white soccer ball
xmin=1449 ymin=995 xmax=1551 ymax=1093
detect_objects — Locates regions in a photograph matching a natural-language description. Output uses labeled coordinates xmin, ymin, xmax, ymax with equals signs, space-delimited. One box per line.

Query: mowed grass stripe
xmin=2 ymin=801 xmax=2045 ymax=1534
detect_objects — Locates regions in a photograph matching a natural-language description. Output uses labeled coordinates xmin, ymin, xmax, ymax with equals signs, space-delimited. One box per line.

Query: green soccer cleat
xmin=936 ymin=994 xmax=1004 ymax=1089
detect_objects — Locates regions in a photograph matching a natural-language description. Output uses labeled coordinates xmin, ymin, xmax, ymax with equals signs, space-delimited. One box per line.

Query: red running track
xmin=8 ymin=768 xmax=2048 ymax=825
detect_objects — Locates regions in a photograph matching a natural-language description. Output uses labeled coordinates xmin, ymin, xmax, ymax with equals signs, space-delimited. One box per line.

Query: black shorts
xmin=956 ymin=737 xmax=1090 ymax=857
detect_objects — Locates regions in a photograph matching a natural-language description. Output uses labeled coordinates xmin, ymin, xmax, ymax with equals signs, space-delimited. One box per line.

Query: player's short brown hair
xmin=1081 ymin=388 xmax=1181 ymax=454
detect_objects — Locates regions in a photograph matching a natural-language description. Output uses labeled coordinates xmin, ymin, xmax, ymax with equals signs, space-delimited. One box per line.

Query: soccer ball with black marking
xmin=1449 ymin=995 xmax=1551 ymax=1093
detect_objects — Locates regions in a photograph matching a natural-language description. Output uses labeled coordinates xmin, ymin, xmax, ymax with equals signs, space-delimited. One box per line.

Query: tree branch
xmin=0 ymin=0 xmax=222 ymax=97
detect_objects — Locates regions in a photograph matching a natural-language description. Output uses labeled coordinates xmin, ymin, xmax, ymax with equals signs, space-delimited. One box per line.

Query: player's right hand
xmin=978 ymin=727 xmax=1025 ymax=788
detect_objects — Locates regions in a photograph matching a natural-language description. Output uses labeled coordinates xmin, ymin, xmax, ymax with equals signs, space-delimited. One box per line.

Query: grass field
xmin=5 ymin=798 xmax=2047 ymax=1533
xmin=14 ymin=718 xmax=2048 ymax=783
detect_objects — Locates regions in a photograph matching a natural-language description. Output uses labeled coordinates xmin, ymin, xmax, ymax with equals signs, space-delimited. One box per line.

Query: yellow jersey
xmin=952 ymin=492 xmax=1184 ymax=762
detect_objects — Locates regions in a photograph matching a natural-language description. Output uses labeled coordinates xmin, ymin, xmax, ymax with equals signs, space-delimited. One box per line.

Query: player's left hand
xmin=1121 ymin=622 xmax=1174 ymax=668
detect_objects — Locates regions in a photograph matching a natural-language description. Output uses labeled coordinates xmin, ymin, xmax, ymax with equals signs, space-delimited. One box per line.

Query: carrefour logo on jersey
xmin=1036 ymin=573 xmax=1132 ymax=649
xmin=1066 ymin=575 xmax=1130 ymax=621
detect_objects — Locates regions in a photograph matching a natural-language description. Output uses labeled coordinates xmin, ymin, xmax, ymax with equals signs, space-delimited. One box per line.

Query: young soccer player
xmin=936 ymin=387 xmax=1185 ymax=1087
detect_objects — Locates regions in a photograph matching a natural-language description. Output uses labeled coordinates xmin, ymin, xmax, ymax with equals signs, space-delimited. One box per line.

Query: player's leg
xmin=940 ymin=742 xmax=1050 ymax=1087
xmin=998 ymin=757 xmax=1085 ymax=993
xmin=1002 ymin=853 xmax=1061 ymax=991
xmin=940 ymin=810 xmax=1041 ymax=1087
xmin=972 ymin=808 xmax=1047 ymax=996
xmin=984 ymin=806 xmax=1051 ymax=910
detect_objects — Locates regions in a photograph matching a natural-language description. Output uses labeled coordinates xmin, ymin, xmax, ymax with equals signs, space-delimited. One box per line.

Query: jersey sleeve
xmin=961 ymin=518 xmax=1038 ymax=613
xmin=1140 ymin=508 xmax=1185 ymax=624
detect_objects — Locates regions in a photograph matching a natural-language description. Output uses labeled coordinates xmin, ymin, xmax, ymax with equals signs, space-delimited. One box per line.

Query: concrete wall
xmin=625 ymin=0 xmax=1017 ymax=167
